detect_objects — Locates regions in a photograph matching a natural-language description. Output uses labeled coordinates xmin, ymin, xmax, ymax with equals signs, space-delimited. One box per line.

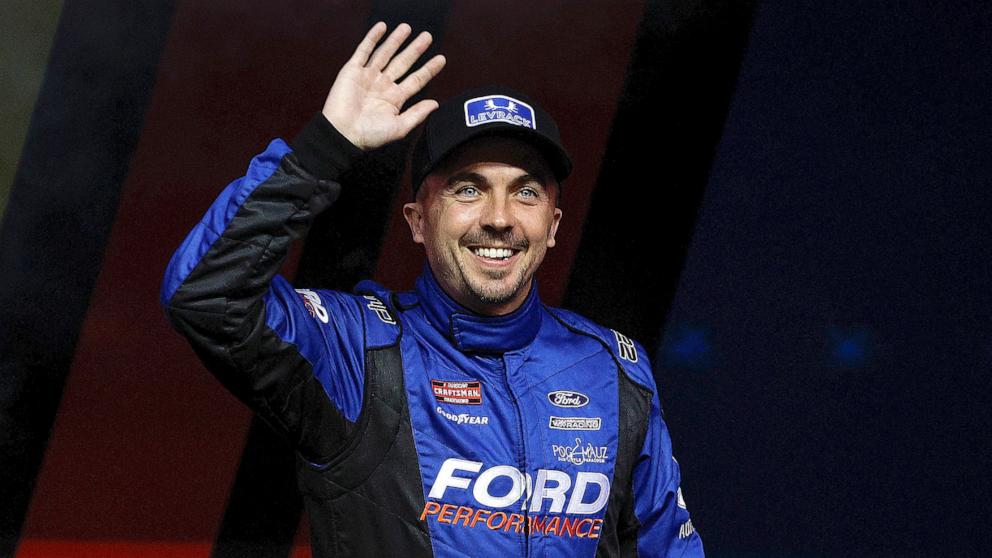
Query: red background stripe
xmin=21 ymin=0 xmax=373 ymax=546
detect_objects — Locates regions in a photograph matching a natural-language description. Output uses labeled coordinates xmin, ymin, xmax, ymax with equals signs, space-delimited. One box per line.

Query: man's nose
xmin=480 ymin=193 xmax=512 ymax=231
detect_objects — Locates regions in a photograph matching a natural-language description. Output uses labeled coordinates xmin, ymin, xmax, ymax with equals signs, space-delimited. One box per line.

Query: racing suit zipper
xmin=500 ymin=356 xmax=529 ymax=557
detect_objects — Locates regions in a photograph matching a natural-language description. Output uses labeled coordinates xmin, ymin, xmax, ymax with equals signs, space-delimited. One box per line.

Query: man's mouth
xmin=470 ymin=246 xmax=517 ymax=260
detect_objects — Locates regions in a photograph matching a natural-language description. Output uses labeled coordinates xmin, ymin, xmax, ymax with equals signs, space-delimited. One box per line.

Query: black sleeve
xmin=160 ymin=113 xmax=368 ymax=462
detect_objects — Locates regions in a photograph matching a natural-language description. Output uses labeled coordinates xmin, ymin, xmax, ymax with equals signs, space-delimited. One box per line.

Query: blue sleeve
xmin=264 ymin=278 xmax=366 ymax=422
xmin=629 ymin=341 xmax=705 ymax=557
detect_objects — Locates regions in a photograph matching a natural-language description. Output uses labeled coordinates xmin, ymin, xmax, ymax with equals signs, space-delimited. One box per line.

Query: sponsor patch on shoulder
xmin=296 ymin=289 xmax=329 ymax=323
xmin=432 ymin=379 xmax=482 ymax=405
xmin=363 ymin=294 xmax=396 ymax=324
xmin=464 ymin=95 xmax=536 ymax=129
xmin=612 ymin=329 xmax=638 ymax=362
xmin=549 ymin=416 xmax=601 ymax=430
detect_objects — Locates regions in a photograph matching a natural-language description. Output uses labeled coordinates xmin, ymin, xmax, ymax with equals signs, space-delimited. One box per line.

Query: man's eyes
xmin=452 ymin=185 xmax=542 ymax=199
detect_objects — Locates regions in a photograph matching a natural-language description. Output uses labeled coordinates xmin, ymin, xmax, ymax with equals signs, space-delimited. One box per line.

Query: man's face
xmin=403 ymin=136 xmax=563 ymax=316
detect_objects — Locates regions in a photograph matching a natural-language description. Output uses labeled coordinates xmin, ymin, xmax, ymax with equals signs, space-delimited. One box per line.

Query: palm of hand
xmin=325 ymin=66 xmax=409 ymax=150
xmin=321 ymin=22 xmax=446 ymax=151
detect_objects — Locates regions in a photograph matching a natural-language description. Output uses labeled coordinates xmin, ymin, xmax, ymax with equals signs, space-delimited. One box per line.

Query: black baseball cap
xmin=410 ymin=85 xmax=573 ymax=196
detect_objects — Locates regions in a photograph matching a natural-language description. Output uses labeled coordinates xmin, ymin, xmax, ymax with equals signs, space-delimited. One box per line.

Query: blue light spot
xmin=827 ymin=327 xmax=870 ymax=367
xmin=663 ymin=326 xmax=711 ymax=369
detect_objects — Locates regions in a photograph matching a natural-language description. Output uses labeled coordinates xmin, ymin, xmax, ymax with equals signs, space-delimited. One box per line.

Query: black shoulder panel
xmin=596 ymin=368 xmax=652 ymax=557
xmin=296 ymin=326 xmax=433 ymax=557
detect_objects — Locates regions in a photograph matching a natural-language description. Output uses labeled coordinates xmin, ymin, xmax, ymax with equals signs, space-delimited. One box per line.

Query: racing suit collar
xmin=414 ymin=261 xmax=542 ymax=353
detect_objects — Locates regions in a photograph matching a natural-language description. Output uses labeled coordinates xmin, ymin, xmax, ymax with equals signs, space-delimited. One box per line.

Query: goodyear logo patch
xmin=464 ymin=95 xmax=536 ymax=129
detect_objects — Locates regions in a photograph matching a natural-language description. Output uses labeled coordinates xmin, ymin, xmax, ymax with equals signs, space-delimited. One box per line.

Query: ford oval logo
xmin=547 ymin=391 xmax=589 ymax=408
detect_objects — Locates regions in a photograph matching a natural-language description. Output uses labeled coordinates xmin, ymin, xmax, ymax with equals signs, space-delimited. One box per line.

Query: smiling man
xmin=161 ymin=22 xmax=702 ymax=558
xmin=405 ymin=122 xmax=564 ymax=316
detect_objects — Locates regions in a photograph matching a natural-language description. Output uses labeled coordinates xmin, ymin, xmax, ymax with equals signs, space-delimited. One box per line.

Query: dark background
xmin=1 ymin=1 xmax=989 ymax=557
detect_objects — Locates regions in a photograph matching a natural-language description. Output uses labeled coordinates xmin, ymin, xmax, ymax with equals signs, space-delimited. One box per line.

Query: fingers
xmin=397 ymin=99 xmax=441 ymax=137
xmin=348 ymin=21 xmax=387 ymax=66
xmin=397 ymin=54 xmax=446 ymax=101
xmin=339 ymin=21 xmax=446 ymax=143
xmin=383 ymin=31 xmax=434 ymax=81
xmin=367 ymin=23 xmax=412 ymax=71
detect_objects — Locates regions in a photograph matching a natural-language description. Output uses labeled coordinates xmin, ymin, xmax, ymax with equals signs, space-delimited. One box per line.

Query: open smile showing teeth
xmin=471 ymin=247 xmax=516 ymax=260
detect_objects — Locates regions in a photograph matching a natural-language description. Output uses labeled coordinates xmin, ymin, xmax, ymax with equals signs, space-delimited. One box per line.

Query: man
xmin=161 ymin=22 xmax=703 ymax=557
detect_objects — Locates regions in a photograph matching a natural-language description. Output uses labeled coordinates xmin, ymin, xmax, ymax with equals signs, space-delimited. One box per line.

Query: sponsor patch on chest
xmin=547 ymin=390 xmax=589 ymax=408
xmin=432 ymin=379 xmax=482 ymax=405
xmin=421 ymin=458 xmax=610 ymax=539
xmin=552 ymin=437 xmax=609 ymax=465
xmin=436 ymin=406 xmax=489 ymax=425
xmin=549 ymin=416 xmax=601 ymax=430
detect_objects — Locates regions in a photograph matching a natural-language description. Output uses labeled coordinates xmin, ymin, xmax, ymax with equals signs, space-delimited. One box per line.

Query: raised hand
xmin=321 ymin=22 xmax=446 ymax=151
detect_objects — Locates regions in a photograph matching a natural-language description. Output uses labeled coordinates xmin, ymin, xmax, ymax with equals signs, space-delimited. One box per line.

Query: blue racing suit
xmin=160 ymin=113 xmax=704 ymax=557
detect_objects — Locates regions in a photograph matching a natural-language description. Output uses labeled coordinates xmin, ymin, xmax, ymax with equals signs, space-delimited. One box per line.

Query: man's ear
xmin=546 ymin=207 xmax=563 ymax=248
xmin=403 ymin=202 xmax=425 ymax=244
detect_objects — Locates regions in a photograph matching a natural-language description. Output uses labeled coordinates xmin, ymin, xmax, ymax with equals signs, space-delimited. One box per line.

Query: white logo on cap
xmin=464 ymin=95 xmax=536 ymax=129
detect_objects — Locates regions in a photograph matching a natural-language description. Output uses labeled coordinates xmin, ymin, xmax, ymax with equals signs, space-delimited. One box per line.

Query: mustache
xmin=462 ymin=231 xmax=529 ymax=250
